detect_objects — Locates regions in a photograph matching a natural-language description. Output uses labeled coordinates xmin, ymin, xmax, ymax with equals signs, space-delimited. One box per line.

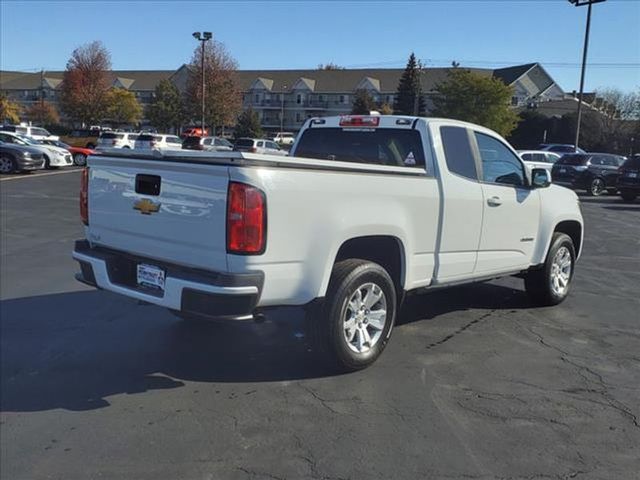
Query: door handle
xmin=487 ymin=196 xmax=502 ymax=206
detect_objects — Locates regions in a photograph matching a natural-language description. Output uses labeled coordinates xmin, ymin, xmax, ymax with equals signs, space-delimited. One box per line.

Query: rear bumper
xmin=72 ymin=240 xmax=263 ymax=320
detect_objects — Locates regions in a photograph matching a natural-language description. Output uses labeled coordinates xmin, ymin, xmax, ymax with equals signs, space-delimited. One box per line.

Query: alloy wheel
xmin=343 ymin=282 xmax=387 ymax=354
xmin=549 ymin=246 xmax=572 ymax=297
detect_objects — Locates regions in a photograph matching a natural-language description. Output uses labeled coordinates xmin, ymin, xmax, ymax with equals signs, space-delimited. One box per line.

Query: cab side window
xmin=474 ymin=133 xmax=525 ymax=187
xmin=440 ymin=126 xmax=478 ymax=180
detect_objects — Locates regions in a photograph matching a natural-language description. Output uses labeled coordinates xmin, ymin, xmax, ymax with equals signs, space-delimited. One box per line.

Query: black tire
xmin=620 ymin=191 xmax=637 ymax=202
xmin=525 ymin=232 xmax=576 ymax=306
xmin=43 ymin=154 xmax=51 ymax=169
xmin=86 ymin=143 xmax=95 ymax=149
xmin=0 ymin=154 xmax=17 ymax=174
xmin=606 ymin=188 xmax=618 ymax=195
xmin=587 ymin=177 xmax=605 ymax=196
xmin=73 ymin=153 xmax=87 ymax=166
xmin=313 ymin=259 xmax=397 ymax=372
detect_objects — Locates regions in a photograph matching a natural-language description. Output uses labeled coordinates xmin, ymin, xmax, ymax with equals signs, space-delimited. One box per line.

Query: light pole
xmin=280 ymin=84 xmax=287 ymax=134
xmin=413 ymin=60 xmax=424 ymax=116
xmin=569 ymin=0 xmax=606 ymax=149
xmin=192 ymin=31 xmax=212 ymax=135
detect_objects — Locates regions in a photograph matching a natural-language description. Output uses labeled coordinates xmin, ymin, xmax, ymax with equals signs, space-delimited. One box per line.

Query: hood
xmin=0 ymin=143 xmax=43 ymax=155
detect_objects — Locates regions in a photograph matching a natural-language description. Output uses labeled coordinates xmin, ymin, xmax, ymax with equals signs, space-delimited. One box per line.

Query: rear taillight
xmin=227 ymin=182 xmax=266 ymax=254
xmin=339 ymin=115 xmax=380 ymax=127
xmin=80 ymin=167 xmax=89 ymax=225
xmin=250 ymin=147 xmax=257 ymax=153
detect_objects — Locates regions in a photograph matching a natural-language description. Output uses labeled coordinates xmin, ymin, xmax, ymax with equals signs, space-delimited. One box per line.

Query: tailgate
xmin=87 ymin=156 xmax=230 ymax=272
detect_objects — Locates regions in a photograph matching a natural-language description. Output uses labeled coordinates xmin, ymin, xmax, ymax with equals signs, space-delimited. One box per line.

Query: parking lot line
xmin=0 ymin=169 xmax=81 ymax=182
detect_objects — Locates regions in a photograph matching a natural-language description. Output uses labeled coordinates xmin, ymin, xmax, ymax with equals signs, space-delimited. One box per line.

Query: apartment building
xmin=1 ymin=63 xmax=566 ymax=131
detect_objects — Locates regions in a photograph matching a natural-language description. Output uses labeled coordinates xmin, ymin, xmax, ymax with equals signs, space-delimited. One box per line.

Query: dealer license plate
xmin=627 ymin=172 xmax=638 ymax=178
xmin=559 ymin=168 xmax=566 ymax=173
xmin=137 ymin=263 xmax=165 ymax=291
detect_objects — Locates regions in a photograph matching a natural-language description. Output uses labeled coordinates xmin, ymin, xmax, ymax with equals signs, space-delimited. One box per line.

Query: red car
xmin=43 ymin=140 xmax=94 ymax=166
xmin=181 ymin=127 xmax=210 ymax=138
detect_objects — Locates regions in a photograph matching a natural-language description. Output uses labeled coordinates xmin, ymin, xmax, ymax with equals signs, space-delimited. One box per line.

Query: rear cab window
xmin=294 ymin=128 xmax=425 ymax=168
xmin=440 ymin=126 xmax=477 ymax=180
xmin=100 ymin=133 xmax=125 ymax=139
xmin=235 ymin=139 xmax=255 ymax=148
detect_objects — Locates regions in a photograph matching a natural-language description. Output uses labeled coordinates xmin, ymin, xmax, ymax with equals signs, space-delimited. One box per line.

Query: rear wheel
xmin=312 ymin=259 xmax=396 ymax=371
xmin=588 ymin=177 xmax=605 ymax=196
xmin=0 ymin=154 xmax=17 ymax=174
xmin=525 ymin=232 xmax=575 ymax=306
xmin=621 ymin=191 xmax=637 ymax=202
xmin=73 ymin=153 xmax=87 ymax=166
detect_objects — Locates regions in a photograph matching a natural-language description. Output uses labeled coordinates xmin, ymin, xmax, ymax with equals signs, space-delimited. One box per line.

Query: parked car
xmin=61 ymin=129 xmax=101 ymax=149
xmin=182 ymin=135 xmax=234 ymax=152
xmin=617 ymin=154 xmax=640 ymax=202
xmin=518 ymin=150 xmax=562 ymax=178
xmin=0 ymin=124 xmax=59 ymax=142
xmin=0 ymin=131 xmax=73 ymax=168
xmin=270 ymin=132 xmax=296 ymax=145
xmin=96 ymin=131 xmax=139 ymax=150
xmin=233 ymin=138 xmax=287 ymax=156
xmin=41 ymin=139 xmax=95 ymax=166
xmin=73 ymin=114 xmax=583 ymax=371
xmin=538 ymin=143 xmax=586 ymax=154
xmin=182 ymin=127 xmax=209 ymax=138
xmin=552 ymin=153 xmax=627 ymax=196
xmin=134 ymin=134 xmax=183 ymax=151
xmin=0 ymin=140 xmax=45 ymax=174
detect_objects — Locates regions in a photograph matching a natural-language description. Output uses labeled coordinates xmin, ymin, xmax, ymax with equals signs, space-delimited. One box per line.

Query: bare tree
xmin=594 ymin=87 xmax=640 ymax=153
xmin=60 ymin=41 xmax=112 ymax=125
xmin=185 ymin=40 xmax=242 ymax=134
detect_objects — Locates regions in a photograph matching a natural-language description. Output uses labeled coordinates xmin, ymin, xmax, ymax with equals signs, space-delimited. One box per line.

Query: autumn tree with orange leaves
xmin=185 ymin=39 xmax=242 ymax=134
xmin=60 ymin=41 xmax=112 ymax=125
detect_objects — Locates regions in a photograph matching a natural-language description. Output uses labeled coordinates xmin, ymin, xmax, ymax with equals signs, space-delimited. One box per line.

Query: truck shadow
xmin=1 ymin=282 xmax=530 ymax=412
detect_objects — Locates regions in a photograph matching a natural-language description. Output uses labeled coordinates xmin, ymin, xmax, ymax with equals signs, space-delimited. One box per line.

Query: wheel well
xmin=555 ymin=221 xmax=582 ymax=256
xmin=334 ymin=236 xmax=405 ymax=295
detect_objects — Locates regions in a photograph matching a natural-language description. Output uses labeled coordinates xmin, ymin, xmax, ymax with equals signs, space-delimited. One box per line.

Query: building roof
xmin=0 ymin=63 xmax=555 ymax=95
xmin=493 ymin=63 xmax=537 ymax=85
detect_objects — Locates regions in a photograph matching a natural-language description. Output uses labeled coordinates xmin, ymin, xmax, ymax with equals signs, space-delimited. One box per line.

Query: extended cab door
xmin=431 ymin=125 xmax=484 ymax=281
xmin=472 ymin=131 xmax=540 ymax=274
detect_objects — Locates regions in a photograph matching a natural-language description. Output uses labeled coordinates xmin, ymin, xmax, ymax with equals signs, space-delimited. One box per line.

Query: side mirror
xmin=532 ymin=168 xmax=551 ymax=188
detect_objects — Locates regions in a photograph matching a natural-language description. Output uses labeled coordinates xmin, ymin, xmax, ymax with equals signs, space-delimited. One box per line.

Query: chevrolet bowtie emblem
xmin=133 ymin=198 xmax=161 ymax=215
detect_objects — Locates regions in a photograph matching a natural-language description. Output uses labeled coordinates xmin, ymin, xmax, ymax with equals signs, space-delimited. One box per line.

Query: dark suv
xmin=618 ymin=155 xmax=640 ymax=202
xmin=552 ymin=153 xmax=627 ymax=196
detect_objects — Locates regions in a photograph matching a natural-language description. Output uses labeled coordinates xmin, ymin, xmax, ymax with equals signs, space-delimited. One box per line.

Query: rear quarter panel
xmin=227 ymin=165 xmax=440 ymax=307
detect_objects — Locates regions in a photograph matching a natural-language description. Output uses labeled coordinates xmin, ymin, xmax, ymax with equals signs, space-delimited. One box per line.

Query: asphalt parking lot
xmin=1 ymin=170 xmax=639 ymax=480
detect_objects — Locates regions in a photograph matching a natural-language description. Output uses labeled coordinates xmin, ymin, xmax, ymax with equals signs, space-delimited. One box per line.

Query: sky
xmin=1 ymin=0 xmax=639 ymax=93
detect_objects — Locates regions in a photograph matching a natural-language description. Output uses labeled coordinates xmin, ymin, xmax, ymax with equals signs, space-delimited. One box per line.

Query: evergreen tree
xmin=351 ymin=89 xmax=376 ymax=114
xmin=234 ymin=108 xmax=263 ymax=139
xmin=147 ymin=79 xmax=185 ymax=133
xmin=393 ymin=53 xmax=426 ymax=116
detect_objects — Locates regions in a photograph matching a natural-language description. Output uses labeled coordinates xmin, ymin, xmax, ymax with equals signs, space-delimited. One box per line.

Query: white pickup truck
xmin=73 ymin=115 xmax=583 ymax=370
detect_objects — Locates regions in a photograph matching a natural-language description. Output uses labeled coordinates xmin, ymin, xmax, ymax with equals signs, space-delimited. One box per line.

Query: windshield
xmin=17 ymin=135 xmax=39 ymax=145
xmin=295 ymin=128 xmax=425 ymax=167
xmin=235 ymin=138 xmax=255 ymax=147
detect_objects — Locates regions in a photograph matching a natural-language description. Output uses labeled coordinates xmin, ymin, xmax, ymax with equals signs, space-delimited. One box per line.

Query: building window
xmin=296 ymin=94 xmax=302 ymax=104
xmin=296 ymin=113 xmax=302 ymax=122
xmin=339 ymin=95 xmax=346 ymax=104
xmin=255 ymin=94 xmax=260 ymax=103
xmin=511 ymin=96 xmax=519 ymax=106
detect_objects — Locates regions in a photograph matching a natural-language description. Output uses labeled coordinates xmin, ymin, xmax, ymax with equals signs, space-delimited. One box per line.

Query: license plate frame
xmin=136 ymin=263 xmax=166 ymax=291
xmin=628 ymin=172 xmax=638 ymax=178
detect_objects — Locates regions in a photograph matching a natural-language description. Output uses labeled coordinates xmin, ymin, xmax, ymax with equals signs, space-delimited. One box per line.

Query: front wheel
xmin=314 ymin=259 xmax=396 ymax=371
xmin=525 ymin=232 xmax=576 ymax=306
xmin=588 ymin=177 xmax=605 ymax=196
xmin=0 ymin=154 xmax=17 ymax=174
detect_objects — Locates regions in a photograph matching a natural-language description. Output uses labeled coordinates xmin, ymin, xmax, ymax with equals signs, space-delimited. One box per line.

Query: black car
xmin=551 ymin=153 xmax=627 ymax=196
xmin=618 ymin=155 xmax=640 ymax=202
xmin=0 ymin=141 xmax=45 ymax=174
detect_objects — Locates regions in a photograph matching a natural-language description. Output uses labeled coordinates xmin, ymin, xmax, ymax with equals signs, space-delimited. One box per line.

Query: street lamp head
xmin=203 ymin=32 xmax=213 ymax=40
xmin=192 ymin=32 xmax=201 ymax=40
